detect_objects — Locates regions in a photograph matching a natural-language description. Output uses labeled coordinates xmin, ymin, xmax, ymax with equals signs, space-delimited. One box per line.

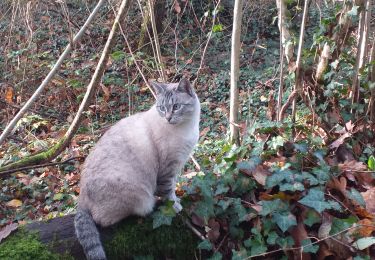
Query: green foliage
xmin=0 ymin=231 xmax=65 ymax=260
xmin=299 ymin=189 xmax=340 ymax=213
xmin=104 ymin=216 xmax=197 ymax=260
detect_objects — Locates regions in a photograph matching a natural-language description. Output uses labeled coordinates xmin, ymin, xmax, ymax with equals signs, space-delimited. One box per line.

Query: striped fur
xmin=74 ymin=209 xmax=106 ymax=260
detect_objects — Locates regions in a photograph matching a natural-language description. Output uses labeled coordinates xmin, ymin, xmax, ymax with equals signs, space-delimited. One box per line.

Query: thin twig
xmin=279 ymin=90 xmax=297 ymax=120
xmin=115 ymin=12 xmax=156 ymax=98
xmin=277 ymin=0 xmax=284 ymax=122
xmin=183 ymin=217 xmax=206 ymax=241
xmin=0 ymin=156 xmax=84 ymax=177
xmin=193 ymin=0 xmax=221 ymax=86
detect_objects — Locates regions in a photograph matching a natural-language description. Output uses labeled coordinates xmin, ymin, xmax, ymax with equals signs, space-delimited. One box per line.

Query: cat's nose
xmin=166 ymin=112 xmax=172 ymax=122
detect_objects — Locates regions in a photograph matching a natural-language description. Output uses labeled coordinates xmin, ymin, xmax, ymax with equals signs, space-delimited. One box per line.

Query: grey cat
xmin=74 ymin=78 xmax=200 ymax=260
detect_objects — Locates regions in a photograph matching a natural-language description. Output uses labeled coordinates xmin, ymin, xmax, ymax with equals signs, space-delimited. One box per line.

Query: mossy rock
xmin=104 ymin=216 xmax=198 ymax=260
xmin=0 ymin=215 xmax=198 ymax=260
xmin=0 ymin=231 xmax=67 ymax=260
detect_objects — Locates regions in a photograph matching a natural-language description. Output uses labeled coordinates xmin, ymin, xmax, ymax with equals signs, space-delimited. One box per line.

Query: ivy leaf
xmin=261 ymin=199 xmax=283 ymax=216
xmin=353 ymin=237 xmax=375 ymax=250
xmin=195 ymin=199 xmax=215 ymax=219
xmin=348 ymin=188 xmax=366 ymax=207
xmin=110 ymin=50 xmax=126 ymax=61
xmin=244 ymin=238 xmax=267 ymax=255
xmin=273 ymin=212 xmax=297 ymax=232
xmin=237 ymin=157 xmax=261 ymax=172
xmin=152 ymin=211 xmax=173 ymax=229
xmin=348 ymin=5 xmax=359 ymax=17
xmin=207 ymin=252 xmax=222 ymax=260
xmin=214 ymin=183 xmax=229 ymax=196
xmin=302 ymin=239 xmax=319 ymax=253
xmin=279 ymin=182 xmax=305 ymax=191
xmin=160 ymin=201 xmax=177 ymax=217
xmin=232 ymin=248 xmax=248 ymax=260
xmin=301 ymin=172 xmax=319 ymax=186
xmin=330 ymin=216 xmax=356 ymax=235
xmin=233 ymin=199 xmax=248 ymax=222
xmin=217 ymin=198 xmax=233 ymax=211
xmin=298 ymin=189 xmax=331 ymax=213
xmin=265 ymin=169 xmax=292 ymax=188
xmin=276 ymin=235 xmax=295 ymax=248
xmin=266 ymin=231 xmax=279 ymax=245
xmin=303 ymin=210 xmax=321 ymax=227
xmin=311 ymin=165 xmax=331 ymax=184
xmin=368 ymin=155 xmax=375 ymax=171
xmin=197 ymin=239 xmax=212 ymax=250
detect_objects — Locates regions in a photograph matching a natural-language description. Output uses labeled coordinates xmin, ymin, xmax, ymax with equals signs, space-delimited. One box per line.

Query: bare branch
xmin=0 ymin=0 xmax=105 ymax=146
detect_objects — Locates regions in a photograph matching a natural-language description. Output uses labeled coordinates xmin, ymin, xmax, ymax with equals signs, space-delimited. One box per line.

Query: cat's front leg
xmin=156 ymin=176 xmax=182 ymax=213
xmin=167 ymin=191 xmax=182 ymax=213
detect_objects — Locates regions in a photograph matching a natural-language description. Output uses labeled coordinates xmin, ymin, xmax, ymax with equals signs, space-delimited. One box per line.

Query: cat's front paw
xmin=167 ymin=193 xmax=182 ymax=213
xmin=172 ymin=200 xmax=183 ymax=213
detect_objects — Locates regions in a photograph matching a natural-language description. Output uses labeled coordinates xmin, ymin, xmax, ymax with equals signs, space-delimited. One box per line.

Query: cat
xmin=74 ymin=78 xmax=200 ymax=260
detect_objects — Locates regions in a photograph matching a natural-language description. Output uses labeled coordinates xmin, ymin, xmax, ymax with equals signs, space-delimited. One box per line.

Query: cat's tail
xmin=74 ymin=208 xmax=107 ymax=260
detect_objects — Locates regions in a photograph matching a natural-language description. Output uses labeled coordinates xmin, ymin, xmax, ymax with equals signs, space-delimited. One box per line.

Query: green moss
xmin=0 ymin=230 xmax=64 ymax=260
xmin=104 ymin=216 xmax=198 ymax=260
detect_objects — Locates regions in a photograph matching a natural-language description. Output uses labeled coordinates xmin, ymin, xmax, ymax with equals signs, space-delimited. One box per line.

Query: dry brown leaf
xmin=290 ymin=222 xmax=311 ymax=260
xmin=174 ymin=0 xmax=181 ymax=13
xmin=317 ymin=243 xmax=334 ymax=260
xmin=266 ymin=91 xmax=276 ymax=120
xmin=191 ymin=213 xmax=205 ymax=227
xmin=357 ymin=219 xmax=375 ymax=236
xmin=329 ymin=132 xmax=351 ymax=149
xmin=319 ymin=213 xmax=352 ymax=258
xmin=264 ymin=156 xmax=286 ymax=168
xmin=338 ymin=160 xmax=367 ymax=173
xmin=327 ymin=177 xmax=347 ymax=194
xmin=354 ymin=205 xmax=374 ymax=219
xmin=0 ymin=223 xmax=18 ymax=243
xmin=207 ymin=218 xmax=220 ymax=242
xmin=251 ymin=165 xmax=269 ymax=186
xmin=100 ymin=83 xmax=111 ymax=102
xmin=6 ymin=199 xmax=22 ymax=208
xmin=200 ymin=127 xmax=210 ymax=137
xmin=5 ymin=86 xmax=13 ymax=103
xmin=361 ymin=188 xmax=375 ymax=215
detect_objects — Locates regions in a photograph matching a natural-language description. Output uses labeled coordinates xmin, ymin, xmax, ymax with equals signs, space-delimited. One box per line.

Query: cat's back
xmin=82 ymin=109 xmax=157 ymax=178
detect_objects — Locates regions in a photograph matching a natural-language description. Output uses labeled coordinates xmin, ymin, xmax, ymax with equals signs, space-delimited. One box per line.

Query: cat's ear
xmin=176 ymin=78 xmax=193 ymax=97
xmin=150 ymin=81 xmax=165 ymax=96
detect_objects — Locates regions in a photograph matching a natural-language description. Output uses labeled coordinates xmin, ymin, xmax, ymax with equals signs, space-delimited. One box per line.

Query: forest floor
xmin=1 ymin=1 xmax=375 ymax=259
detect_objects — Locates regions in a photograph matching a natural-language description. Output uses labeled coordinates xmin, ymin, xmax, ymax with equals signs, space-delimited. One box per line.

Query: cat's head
xmin=151 ymin=78 xmax=198 ymax=125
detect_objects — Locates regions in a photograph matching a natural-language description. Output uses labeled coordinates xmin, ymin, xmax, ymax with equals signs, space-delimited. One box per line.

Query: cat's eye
xmin=158 ymin=106 xmax=166 ymax=112
xmin=173 ymin=104 xmax=181 ymax=111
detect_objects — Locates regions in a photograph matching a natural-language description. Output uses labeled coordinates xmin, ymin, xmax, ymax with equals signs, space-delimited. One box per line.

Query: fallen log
xmin=0 ymin=214 xmax=198 ymax=259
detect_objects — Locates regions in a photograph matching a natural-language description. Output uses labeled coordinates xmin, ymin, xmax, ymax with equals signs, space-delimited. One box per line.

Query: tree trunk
xmin=0 ymin=215 xmax=197 ymax=259
xmin=291 ymin=0 xmax=309 ymax=123
xmin=0 ymin=0 xmax=131 ymax=174
xmin=229 ymin=0 xmax=243 ymax=145
xmin=276 ymin=0 xmax=294 ymax=64
xmin=351 ymin=0 xmax=369 ymax=109
xmin=148 ymin=0 xmax=166 ymax=81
